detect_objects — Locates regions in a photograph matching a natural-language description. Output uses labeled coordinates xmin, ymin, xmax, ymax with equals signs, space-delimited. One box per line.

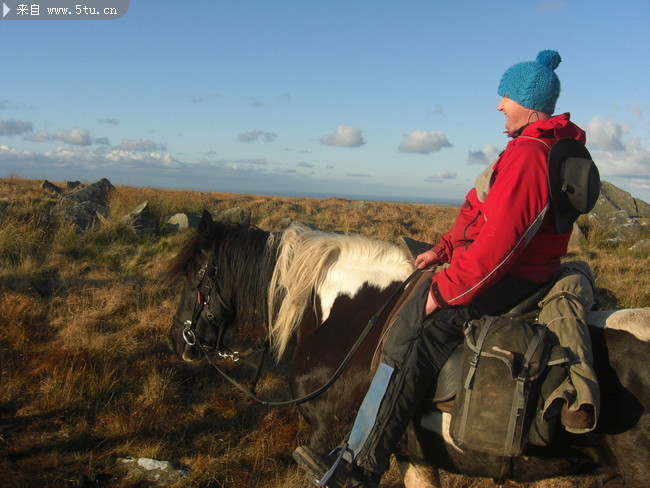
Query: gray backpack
xmin=450 ymin=315 xmax=551 ymax=457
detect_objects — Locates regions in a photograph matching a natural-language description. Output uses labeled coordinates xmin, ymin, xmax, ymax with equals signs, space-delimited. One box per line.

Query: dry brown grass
xmin=0 ymin=177 xmax=647 ymax=487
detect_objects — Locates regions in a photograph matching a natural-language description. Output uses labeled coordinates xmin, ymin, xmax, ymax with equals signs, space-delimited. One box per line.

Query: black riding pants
xmin=350 ymin=274 xmax=543 ymax=476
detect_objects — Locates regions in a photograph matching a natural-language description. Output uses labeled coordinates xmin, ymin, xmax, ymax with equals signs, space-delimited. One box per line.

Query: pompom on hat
xmin=498 ymin=50 xmax=562 ymax=114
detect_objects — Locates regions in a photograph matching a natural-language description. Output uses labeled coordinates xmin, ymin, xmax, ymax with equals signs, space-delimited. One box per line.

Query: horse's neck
xmin=220 ymin=227 xmax=276 ymax=325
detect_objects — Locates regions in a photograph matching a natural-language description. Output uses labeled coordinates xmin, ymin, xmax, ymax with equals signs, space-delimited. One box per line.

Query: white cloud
xmin=586 ymin=115 xmax=626 ymax=151
xmin=53 ymin=128 xmax=92 ymax=146
xmin=0 ymin=118 xmax=33 ymax=136
xmin=25 ymin=130 xmax=50 ymax=142
xmin=425 ymin=170 xmax=458 ymax=182
xmin=0 ymin=144 xmax=183 ymax=171
xmin=320 ymin=124 xmax=365 ymax=148
xmin=0 ymin=144 xmax=36 ymax=161
xmin=592 ymin=137 xmax=650 ymax=179
xmin=583 ymin=115 xmax=650 ymax=198
xmin=467 ymin=144 xmax=501 ymax=165
xmin=117 ymin=139 xmax=166 ymax=151
xmin=398 ymin=130 xmax=451 ymax=154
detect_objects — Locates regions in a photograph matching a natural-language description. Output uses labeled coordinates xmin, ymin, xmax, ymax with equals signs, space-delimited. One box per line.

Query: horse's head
xmin=167 ymin=210 xmax=251 ymax=361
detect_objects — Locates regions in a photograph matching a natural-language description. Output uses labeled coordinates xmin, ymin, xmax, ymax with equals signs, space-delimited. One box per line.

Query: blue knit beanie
xmin=498 ymin=50 xmax=562 ymax=114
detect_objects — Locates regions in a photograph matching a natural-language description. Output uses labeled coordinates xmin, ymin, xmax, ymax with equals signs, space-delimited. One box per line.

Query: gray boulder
xmin=588 ymin=181 xmax=649 ymax=246
xmin=164 ymin=212 xmax=202 ymax=233
xmin=62 ymin=178 xmax=115 ymax=206
xmin=54 ymin=200 xmax=109 ymax=232
xmin=119 ymin=458 xmax=186 ymax=486
xmin=215 ymin=206 xmax=247 ymax=224
xmin=591 ymin=181 xmax=649 ymax=218
xmin=41 ymin=179 xmax=62 ymax=194
xmin=50 ymin=178 xmax=115 ymax=232
xmin=65 ymin=180 xmax=82 ymax=190
xmin=568 ymin=222 xmax=586 ymax=248
xmin=124 ymin=201 xmax=158 ymax=236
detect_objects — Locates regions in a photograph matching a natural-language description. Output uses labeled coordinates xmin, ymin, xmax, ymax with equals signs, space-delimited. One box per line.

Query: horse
xmin=167 ymin=211 xmax=649 ymax=487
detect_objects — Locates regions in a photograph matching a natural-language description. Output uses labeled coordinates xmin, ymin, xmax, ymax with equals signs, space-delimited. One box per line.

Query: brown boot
xmin=561 ymin=403 xmax=595 ymax=431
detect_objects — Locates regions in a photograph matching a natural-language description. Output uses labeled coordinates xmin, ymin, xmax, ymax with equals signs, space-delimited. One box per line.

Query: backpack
xmin=450 ymin=315 xmax=551 ymax=457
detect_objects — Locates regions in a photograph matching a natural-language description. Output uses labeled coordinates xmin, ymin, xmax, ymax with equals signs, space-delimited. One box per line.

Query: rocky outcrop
xmin=118 ymin=458 xmax=186 ymax=486
xmin=163 ymin=207 xmax=250 ymax=233
xmin=61 ymin=178 xmax=115 ymax=206
xmin=41 ymin=179 xmax=63 ymax=194
xmin=124 ymin=201 xmax=159 ymax=236
xmin=50 ymin=178 xmax=116 ymax=232
xmin=164 ymin=212 xmax=203 ymax=233
xmin=588 ymin=181 xmax=649 ymax=248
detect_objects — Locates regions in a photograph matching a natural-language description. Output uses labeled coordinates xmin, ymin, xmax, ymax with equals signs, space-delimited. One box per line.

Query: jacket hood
xmin=520 ymin=113 xmax=586 ymax=144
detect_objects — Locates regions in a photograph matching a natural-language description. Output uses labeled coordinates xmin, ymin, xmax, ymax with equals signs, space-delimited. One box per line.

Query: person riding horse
xmin=294 ymin=50 xmax=597 ymax=488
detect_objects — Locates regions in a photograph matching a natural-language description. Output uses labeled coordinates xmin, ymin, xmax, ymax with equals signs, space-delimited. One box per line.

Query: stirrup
xmin=316 ymin=443 xmax=354 ymax=487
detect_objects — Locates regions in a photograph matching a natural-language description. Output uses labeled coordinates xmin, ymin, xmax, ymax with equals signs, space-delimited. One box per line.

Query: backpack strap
xmin=456 ymin=317 xmax=496 ymax=443
xmin=504 ymin=325 xmax=547 ymax=455
xmin=517 ymin=135 xmax=553 ymax=151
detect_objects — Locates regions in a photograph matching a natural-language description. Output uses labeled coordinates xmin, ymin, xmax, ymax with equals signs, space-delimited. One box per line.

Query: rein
xmin=183 ymin=257 xmax=420 ymax=406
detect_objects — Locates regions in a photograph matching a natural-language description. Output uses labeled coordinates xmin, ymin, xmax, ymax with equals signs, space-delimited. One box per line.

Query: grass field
xmin=0 ymin=177 xmax=648 ymax=487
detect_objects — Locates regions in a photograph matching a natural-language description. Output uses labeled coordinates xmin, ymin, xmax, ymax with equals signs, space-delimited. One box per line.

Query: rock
xmin=53 ymin=200 xmax=109 ymax=233
xmin=41 ymin=179 xmax=62 ymax=194
xmin=119 ymin=458 xmax=186 ymax=486
xmin=62 ymin=178 xmax=115 ymax=206
xmin=65 ymin=180 xmax=81 ymax=190
xmin=587 ymin=181 xmax=649 ymax=249
xmin=592 ymin=181 xmax=639 ymax=217
xmin=568 ymin=222 xmax=586 ymax=248
xmin=635 ymin=198 xmax=650 ymax=218
xmin=164 ymin=212 xmax=202 ymax=233
xmin=215 ymin=206 xmax=247 ymax=223
xmin=124 ymin=201 xmax=158 ymax=236
xmin=48 ymin=178 xmax=115 ymax=233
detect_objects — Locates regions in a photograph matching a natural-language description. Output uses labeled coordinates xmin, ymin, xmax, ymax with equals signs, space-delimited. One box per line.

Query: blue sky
xmin=1 ymin=0 xmax=649 ymax=203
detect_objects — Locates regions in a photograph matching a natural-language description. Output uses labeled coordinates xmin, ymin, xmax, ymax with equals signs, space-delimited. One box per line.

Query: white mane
xmin=267 ymin=224 xmax=414 ymax=358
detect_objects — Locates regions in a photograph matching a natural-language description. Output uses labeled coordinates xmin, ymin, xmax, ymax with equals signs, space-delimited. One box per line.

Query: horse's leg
xmin=395 ymin=433 xmax=441 ymax=488
xmin=591 ymin=329 xmax=650 ymax=486
xmin=395 ymin=454 xmax=441 ymax=488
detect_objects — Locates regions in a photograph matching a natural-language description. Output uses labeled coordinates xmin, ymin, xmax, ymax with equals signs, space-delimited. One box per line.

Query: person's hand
xmin=414 ymin=250 xmax=438 ymax=270
xmin=425 ymin=291 xmax=439 ymax=315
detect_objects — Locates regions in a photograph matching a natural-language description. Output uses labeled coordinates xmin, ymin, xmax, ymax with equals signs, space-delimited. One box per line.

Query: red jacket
xmin=429 ymin=113 xmax=586 ymax=308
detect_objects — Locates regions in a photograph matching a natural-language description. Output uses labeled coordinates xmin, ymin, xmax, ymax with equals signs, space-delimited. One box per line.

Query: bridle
xmin=181 ymin=245 xmax=239 ymax=361
xmin=179 ymin=243 xmax=421 ymax=406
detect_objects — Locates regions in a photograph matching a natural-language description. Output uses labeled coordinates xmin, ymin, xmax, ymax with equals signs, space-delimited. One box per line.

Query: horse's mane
xmin=164 ymin=231 xmax=202 ymax=283
xmin=167 ymin=220 xmax=413 ymax=360
xmin=268 ymin=224 xmax=413 ymax=358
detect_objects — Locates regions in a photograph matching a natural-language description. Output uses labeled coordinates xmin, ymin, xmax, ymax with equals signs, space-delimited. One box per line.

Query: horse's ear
xmin=240 ymin=212 xmax=251 ymax=228
xmin=197 ymin=210 xmax=214 ymax=250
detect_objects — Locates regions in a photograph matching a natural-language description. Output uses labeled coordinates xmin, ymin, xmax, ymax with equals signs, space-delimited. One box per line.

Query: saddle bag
xmin=450 ymin=315 xmax=551 ymax=457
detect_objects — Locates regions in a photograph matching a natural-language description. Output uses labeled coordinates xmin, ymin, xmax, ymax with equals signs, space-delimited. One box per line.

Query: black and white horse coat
xmin=167 ymin=212 xmax=649 ymax=487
